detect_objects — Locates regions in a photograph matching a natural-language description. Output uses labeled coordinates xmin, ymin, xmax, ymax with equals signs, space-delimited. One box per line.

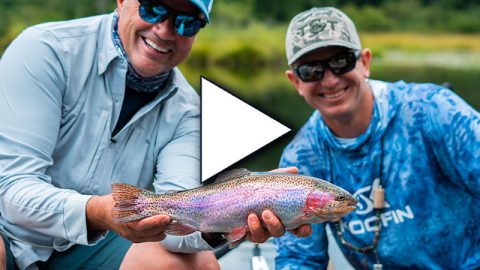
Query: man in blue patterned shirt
xmin=275 ymin=6 xmax=480 ymax=270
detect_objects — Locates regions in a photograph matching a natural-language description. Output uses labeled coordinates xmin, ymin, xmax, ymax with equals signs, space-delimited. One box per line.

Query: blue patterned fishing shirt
xmin=274 ymin=79 xmax=480 ymax=270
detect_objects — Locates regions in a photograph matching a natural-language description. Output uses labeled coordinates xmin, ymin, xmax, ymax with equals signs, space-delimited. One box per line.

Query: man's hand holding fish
xmin=243 ymin=167 xmax=313 ymax=244
xmin=86 ymin=193 xmax=173 ymax=243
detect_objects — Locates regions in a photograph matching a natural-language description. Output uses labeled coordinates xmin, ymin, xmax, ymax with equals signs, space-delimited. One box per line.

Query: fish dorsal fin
xmin=165 ymin=190 xmax=181 ymax=194
xmin=215 ymin=168 xmax=251 ymax=183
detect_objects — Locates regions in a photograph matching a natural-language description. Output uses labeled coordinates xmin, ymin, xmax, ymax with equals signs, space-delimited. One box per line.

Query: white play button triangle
xmin=201 ymin=77 xmax=291 ymax=182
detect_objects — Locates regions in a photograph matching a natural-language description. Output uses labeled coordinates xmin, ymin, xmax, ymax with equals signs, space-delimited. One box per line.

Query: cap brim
xmin=288 ymin=41 xmax=361 ymax=65
xmin=189 ymin=0 xmax=210 ymax=22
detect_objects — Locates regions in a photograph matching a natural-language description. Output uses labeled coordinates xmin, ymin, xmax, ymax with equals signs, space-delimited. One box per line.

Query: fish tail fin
xmin=111 ymin=183 xmax=152 ymax=223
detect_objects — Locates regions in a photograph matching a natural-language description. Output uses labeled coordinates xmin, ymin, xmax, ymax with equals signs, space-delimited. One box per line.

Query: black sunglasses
xmin=294 ymin=50 xmax=361 ymax=82
xmin=138 ymin=0 xmax=207 ymax=37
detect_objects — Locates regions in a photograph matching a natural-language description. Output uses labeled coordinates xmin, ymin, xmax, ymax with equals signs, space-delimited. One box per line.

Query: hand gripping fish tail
xmin=111 ymin=183 xmax=154 ymax=223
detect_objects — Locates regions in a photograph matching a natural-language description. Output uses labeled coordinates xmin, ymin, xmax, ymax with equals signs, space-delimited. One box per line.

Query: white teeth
xmin=322 ymin=89 xmax=345 ymax=99
xmin=144 ymin=38 xmax=169 ymax=53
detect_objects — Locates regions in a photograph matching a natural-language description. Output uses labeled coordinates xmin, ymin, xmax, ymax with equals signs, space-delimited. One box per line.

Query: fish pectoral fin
xmin=165 ymin=221 xmax=197 ymax=236
xmin=226 ymin=226 xmax=248 ymax=248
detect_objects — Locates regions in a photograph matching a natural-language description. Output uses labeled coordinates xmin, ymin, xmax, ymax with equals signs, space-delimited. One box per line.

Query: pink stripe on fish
xmin=305 ymin=191 xmax=334 ymax=213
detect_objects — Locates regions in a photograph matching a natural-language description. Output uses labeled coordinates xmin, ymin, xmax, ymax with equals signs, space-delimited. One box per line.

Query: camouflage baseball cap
xmin=286 ymin=7 xmax=362 ymax=65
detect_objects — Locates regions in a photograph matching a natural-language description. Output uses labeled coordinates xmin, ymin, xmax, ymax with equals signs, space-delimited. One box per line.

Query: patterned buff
xmin=112 ymin=11 xmax=170 ymax=93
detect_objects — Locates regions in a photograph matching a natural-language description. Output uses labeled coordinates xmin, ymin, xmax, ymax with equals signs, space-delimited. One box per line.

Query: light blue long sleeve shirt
xmin=0 ymin=13 xmax=212 ymax=269
xmin=275 ymin=80 xmax=480 ymax=269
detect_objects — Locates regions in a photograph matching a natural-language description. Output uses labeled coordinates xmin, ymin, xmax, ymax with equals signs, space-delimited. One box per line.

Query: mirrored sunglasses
xmin=294 ymin=50 xmax=361 ymax=82
xmin=138 ymin=0 xmax=207 ymax=37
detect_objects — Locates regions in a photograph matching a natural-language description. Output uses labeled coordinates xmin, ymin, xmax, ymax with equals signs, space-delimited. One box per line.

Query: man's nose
xmin=320 ymin=68 xmax=340 ymax=87
xmin=151 ymin=16 xmax=177 ymax=40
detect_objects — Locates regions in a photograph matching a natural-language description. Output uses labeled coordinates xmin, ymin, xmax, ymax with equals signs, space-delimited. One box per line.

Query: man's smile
xmin=142 ymin=37 xmax=171 ymax=54
xmin=319 ymin=87 xmax=348 ymax=100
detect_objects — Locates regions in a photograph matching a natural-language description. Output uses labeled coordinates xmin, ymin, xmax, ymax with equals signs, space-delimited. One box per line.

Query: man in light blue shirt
xmin=0 ymin=0 xmax=301 ymax=269
xmin=0 ymin=0 xmax=220 ymax=269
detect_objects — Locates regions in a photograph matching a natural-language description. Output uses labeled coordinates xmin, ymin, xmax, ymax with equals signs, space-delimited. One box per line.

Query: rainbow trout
xmin=112 ymin=169 xmax=356 ymax=247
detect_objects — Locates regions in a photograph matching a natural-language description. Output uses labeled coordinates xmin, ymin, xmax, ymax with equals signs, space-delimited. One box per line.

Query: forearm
xmin=0 ymin=176 xmax=92 ymax=246
xmin=86 ymin=195 xmax=115 ymax=232
xmin=153 ymin=112 xmax=200 ymax=194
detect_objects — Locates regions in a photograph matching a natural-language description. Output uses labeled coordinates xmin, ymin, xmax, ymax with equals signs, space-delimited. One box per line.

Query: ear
xmin=360 ymin=48 xmax=372 ymax=78
xmin=286 ymin=69 xmax=305 ymax=97
xmin=117 ymin=0 xmax=126 ymax=12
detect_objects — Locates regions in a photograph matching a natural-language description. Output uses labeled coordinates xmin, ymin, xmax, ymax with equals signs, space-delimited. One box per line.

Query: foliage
xmin=0 ymin=0 xmax=115 ymax=54
xmin=187 ymin=23 xmax=480 ymax=73
xmin=1 ymin=0 xmax=479 ymax=62
xmin=342 ymin=4 xmax=393 ymax=32
xmin=187 ymin=22 xmax=288 ymax=72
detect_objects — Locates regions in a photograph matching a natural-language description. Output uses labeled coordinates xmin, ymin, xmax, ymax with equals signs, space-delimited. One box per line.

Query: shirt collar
xmin=316 ymin=79 xmax=394 ymax=151
xmin=97 ymin=12 xmax=123 ymax=75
